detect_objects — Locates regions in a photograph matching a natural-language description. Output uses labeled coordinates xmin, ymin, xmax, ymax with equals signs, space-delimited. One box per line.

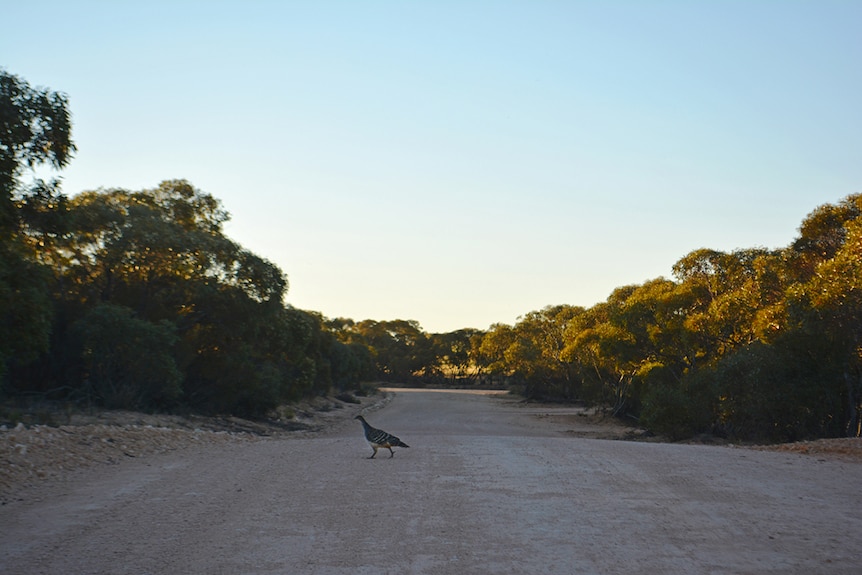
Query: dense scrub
xmin=467 ymin=196 xmax=862 ymax=442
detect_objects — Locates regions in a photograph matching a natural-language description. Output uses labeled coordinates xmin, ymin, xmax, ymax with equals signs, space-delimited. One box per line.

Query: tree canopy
xmin=0 ymin=69 xmax=75 ymax=232
xmin=2 ymin=69 xmax=860 ymax=441
xmin=466 ymin=196 xmax=862 ymax=441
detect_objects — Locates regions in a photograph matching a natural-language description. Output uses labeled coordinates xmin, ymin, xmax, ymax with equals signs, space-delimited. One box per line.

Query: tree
xmin=11 ymin=179 xmax=310 ymax=415
xmin=0 ymin=70 xmax=75 ymax=385
xmin=477 ymin=306 xmax=585 ymax=398
xmin=0 ymin=244 xmax=53 ymax=384
xmin=430 ymin=328 xmax=485 ymax=384
xmin=563 ymin=291 xmax=643 ymax=415
xmin=790 ymin=196 xmax=861 ymax=283
xmin=673 ymin=248 xmax=784 ymax=360
xmin=0 ymin=71 xmax=375 ymax=412
xmin=787 ymin=195 xmax=862 ymax=436
xmin=513 ymin=305 xmax=585 ymax=399
xmin=346 ymin=319 xmax=432 ymax=382
xmin=53 ymin=181 xmax=286 ymax=314
xmin=476 ymin=323 xmax=517 ymax=383
xmin=698 ymin=336 xmax=843 ymax=441
xmin=0 ymin=69 xmax=75 ymax=232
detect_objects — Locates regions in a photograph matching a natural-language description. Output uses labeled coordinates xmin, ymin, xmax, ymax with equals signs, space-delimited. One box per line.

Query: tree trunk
xmin=845 ymin=370 xmax=862 ymax=437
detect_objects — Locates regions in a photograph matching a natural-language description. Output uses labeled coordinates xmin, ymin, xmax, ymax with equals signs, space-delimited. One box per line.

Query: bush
xmin=640 ymin=366 xmax=717 ymax=440
xmin=70 ymin=304 xmax=182 ymax=410
xmin=641 ymin=384 xmax=698 ymax=440
xmin=706 ymin=336 xmax=844 ymax=442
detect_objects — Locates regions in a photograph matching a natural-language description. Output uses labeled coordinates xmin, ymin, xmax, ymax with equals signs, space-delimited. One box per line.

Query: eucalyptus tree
xmin=57 ymin=180 xmax=285 ymax=314
xmin=0 ymin=70 xmax=75 ymax=385
xmin=563 ymin=278 xmax=708 ymax=421
xmin=516 ymin=305 xmax=586 ymax=398
xmin=347 ymin=319 xmax=431 ymax=381
xmin=476 ymin=306 xmax=584 ymax=398
xmin=789 ymin=195 xmax=861 ymax=283
xmin=564 ymin=317 xmax=636 ymax=413
xmin=0 ymin=69 xmax=75 ymax=230
xmin=25 ymin=179 xmax=302 ymax=414
xmin=476 ymin=322 xmax=518 ymax=384
xmin=785 ymin=194 xmax=862 ymax=436
xmin=672 ymin=247 xmax=784 ymax=361
xmin=666 ymin=194 xmax=862 ymax=440
xmin=428 ymin=329 xmax=476 ymax=383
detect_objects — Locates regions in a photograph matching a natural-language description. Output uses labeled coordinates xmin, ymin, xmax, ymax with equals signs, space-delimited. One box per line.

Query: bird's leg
xmin=368 ymin=447 xmax=377 ymax=459
xmin=388 ymin=447 xmax=395 ymax=458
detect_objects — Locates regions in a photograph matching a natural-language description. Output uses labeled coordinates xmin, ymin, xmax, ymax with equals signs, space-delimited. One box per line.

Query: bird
xmin=354 ymin=415 xmax=409 ymax=458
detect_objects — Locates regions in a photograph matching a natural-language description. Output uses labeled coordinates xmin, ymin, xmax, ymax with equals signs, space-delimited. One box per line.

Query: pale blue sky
xmin=3 ymin=1 xmax=860 ymax=333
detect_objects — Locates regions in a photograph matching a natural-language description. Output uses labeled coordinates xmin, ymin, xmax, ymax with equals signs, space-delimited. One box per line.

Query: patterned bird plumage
xmin=355 ymin=415 xmax=409 ymax=458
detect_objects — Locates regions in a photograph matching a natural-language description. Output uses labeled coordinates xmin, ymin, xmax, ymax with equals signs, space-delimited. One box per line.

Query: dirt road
xmin=2 ymin=389 xmax=861 ymax=574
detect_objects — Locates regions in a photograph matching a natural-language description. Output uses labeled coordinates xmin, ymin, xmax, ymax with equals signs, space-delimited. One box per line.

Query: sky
xmin=3 ymin=1 xmax=861 ymax=333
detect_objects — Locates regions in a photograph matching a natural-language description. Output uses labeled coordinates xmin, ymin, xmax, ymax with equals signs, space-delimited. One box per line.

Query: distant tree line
xmin=2 ymin=70 xmax=860 ymax=442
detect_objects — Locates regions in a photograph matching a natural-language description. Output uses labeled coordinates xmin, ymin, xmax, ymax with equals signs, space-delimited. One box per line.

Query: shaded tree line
xmin=7 ymin=179 xmax=378 ymax=416
xmin=1 ymin=70 xmax=375 ymax=417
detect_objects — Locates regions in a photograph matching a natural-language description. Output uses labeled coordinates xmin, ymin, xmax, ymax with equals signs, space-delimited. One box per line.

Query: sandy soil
xmin=2 ymin=389 xmax=861 ymax=574
xmin=0 ymin=394 xmax=386 ymax=504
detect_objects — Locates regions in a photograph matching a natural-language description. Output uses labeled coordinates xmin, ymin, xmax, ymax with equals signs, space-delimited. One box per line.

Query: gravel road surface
xmin=2 ymin=389 xmax=861 ymax=574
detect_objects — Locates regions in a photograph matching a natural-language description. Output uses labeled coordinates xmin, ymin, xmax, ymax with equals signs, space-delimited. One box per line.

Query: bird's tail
xmin=394 ymin=440 xmax=409 ymax=448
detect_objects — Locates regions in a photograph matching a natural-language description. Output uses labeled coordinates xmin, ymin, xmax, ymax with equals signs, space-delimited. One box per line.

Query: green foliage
xmin=0 ymin=242 xmax=53 ymax=384
xmin=428 ymin=328 xmax=484 ymax=383
xmin=641 ymin=385 xmax=702 ymax=441
xmin=465 ymin=194 xmax=862 ymax=441
xmin=1 ymin=72 xmax=379 ymax=417
xmin=0 ymin=69 xmax=76 ymax=231
xmin=707 ymin=336 xmax=844 ymax=441
xmin=3 ymin=71 xmax=861 ymax=437
xmin=6 ymin=177 xmax=373 ymax=416
xmin=640 ymin=367 xmax=716 ymax=440
xmin=70 ymin=303 xmax=182 ymax=409
xmin=0 ymin=71 xmax=75 ymax=385
xmin=336 ymin=319 xmax=433 ymax=382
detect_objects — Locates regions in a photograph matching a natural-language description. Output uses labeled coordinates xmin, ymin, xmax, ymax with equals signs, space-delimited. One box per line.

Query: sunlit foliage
xmin=3 ymin=70 xmax=860 ymax=438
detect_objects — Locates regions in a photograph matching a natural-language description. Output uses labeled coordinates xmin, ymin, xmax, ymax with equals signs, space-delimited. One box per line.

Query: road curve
xmin=2 ymin=389 xmax=861 ymax=574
